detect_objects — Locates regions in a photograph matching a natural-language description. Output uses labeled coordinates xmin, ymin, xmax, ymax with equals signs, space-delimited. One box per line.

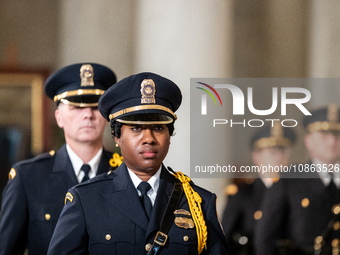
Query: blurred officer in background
xmin=47 ymin=72 xmax=228 ymax=255
xmin=222 ymin=123 xmax=296 ymax=255
xmin=255 ymin=104 xmax=340 ymax=255
xmin=0 ymin=63 xmax=117 ymax=255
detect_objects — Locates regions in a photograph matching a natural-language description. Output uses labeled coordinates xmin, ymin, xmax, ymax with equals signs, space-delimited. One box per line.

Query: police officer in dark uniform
xmin=222 ymin=123 xmax=296 ymax=255
xmin=0 ymin=63 xmax=118 ymax=255
xmin=47 ymin=72 xmax=228 ymax=255
xmin=255 ymin=104 xmax=340 ymax=255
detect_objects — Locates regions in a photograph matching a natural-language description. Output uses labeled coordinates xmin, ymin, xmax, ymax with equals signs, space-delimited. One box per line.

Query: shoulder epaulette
xmin=245 ymin=178 xmax=255 ymax=185
xmin=75 ymin=172 xmax=114 ymax=188
xmin=14 ymin=150 xmax=56 ymax=168
xmin=271 ymin=177 xmax=280 ymax=183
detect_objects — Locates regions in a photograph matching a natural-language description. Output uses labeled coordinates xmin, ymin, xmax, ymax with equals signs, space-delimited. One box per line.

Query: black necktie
xmin=81 ymin=164 xmax=91 ymax=183
xmin=328 ymin=172 xmax=337 ymax=205
xmin=137 ymin=181 xmax=153 ymax=219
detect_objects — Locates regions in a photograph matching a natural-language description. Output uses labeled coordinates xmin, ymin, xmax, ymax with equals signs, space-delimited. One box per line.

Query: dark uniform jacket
xmin=222 ymin=179 xmax=267 ymax=255
xmin=254 ymin=175 xmax=340 ymax=255
xmin=47 ymin=163 xmax=228 ymax=255
xmin=0 ymin=144 xmax=112 ymax=255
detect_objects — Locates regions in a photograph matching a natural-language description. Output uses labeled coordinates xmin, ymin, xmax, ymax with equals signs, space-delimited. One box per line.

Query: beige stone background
xmin=1 ymin=0 xmax=340 ymax=215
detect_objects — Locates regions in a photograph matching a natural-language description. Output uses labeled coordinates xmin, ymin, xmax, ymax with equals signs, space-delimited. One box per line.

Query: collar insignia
xmin=65 ymin=192 xmax=74 ymax=204
xmin=9 ymin=168 xmax=16 ymax=180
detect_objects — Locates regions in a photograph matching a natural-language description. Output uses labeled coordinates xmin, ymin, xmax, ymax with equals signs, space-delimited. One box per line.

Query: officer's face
xmin=253 ymin=147 xmax=291 ymax=166
xmin=115 ymin=124 xmax=170 ymax=178
xmin=305 ymin=131 xmax=340 ymax=165
xmin=55 ymin=103 xmax=107 ymax=146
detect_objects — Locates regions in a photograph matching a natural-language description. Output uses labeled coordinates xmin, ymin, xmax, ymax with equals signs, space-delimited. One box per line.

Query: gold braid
xmin=172 ymin=171 xmax=208 ymax=254
xmin=109 ymin=153 xmax=123 ymax=168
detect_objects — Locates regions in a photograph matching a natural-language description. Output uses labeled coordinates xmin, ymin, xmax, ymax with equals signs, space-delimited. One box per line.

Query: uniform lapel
xmin=50 ymin=144 xmax=78 ymax=192
xmin=97 ymin=149 xmax=111 ymax=175
xmin=103 ymin=163 xmax=149 ymax=230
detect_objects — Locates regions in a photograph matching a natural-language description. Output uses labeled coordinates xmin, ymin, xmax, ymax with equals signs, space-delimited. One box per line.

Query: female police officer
xmin=47 ymin=72 xmax=228 ymax=255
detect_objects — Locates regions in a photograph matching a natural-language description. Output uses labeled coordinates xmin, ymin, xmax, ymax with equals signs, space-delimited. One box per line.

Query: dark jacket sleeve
xmin=221 ymin=192 xmax=242 ymax=253
xmin=47 ymin=188 xmax=88 ymax=255
xmin=203 ymin=193 xmax=229 ymax=255
xmin=0 ymin=166 xmax=28 ymax=255
xmin=254 ymin=180 xmax=287 ymax=255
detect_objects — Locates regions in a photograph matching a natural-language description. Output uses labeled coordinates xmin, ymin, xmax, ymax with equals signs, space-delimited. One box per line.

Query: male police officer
xmin=0 ymin=63 xmax=117 ymax=255
xmin=47 ymin=72 xmax=228 ymax=255
xmin=255 ymin=104 xmax=340 ymax=255
xmin=222 ymin=123 xmax=296 ymax=255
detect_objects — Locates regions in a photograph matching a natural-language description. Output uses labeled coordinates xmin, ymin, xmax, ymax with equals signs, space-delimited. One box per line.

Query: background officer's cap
xmin=99 ymin=72 xmax=182 ymax=124
xmin=303 ymin=104 xmax=340 ymax=134
xmin=251 ymin=122 xmax=296 ymax=150
xmin=45 ymin=63 xmax=116 ymax=107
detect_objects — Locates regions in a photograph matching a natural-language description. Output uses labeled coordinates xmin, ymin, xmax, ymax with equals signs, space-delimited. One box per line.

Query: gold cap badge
xmin=141 ymin=79 xmax=156 ymax=104
xmin=271 ymin=121 xmax=283 ymax=138
xmin=80 ymin=64 xmax=94 ymax=87
xmin=253 ymin=122 xmax=292 ymax=150
xmin=328 ymin=104 xmax=339 ymax=122
xmin=307 ymin=104 xmax=340 ymax=133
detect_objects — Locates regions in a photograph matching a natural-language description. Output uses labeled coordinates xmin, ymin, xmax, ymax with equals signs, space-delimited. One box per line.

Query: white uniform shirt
xmin=127 ymin=166 xmax=161 ymax=206
xmin=66 ymin=144 xmax=103 ymax=183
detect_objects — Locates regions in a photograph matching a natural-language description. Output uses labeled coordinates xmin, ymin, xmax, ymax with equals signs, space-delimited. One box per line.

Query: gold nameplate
xmin=80 ymin=64 xmax=94 ymax=87
xmin=174 ymin=209 xmax=194 ymax=229
xmin=174 ymin=209 xmax=191 ymax=215
xmin=141 ymin=79 xmax=156 ymax=104
xmin=175 ymin=217 xmax=195 ymax=229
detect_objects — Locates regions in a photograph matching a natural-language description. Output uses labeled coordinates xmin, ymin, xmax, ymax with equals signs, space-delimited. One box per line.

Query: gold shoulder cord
xmin=172 ymin=171 xmax=207 ymax=254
